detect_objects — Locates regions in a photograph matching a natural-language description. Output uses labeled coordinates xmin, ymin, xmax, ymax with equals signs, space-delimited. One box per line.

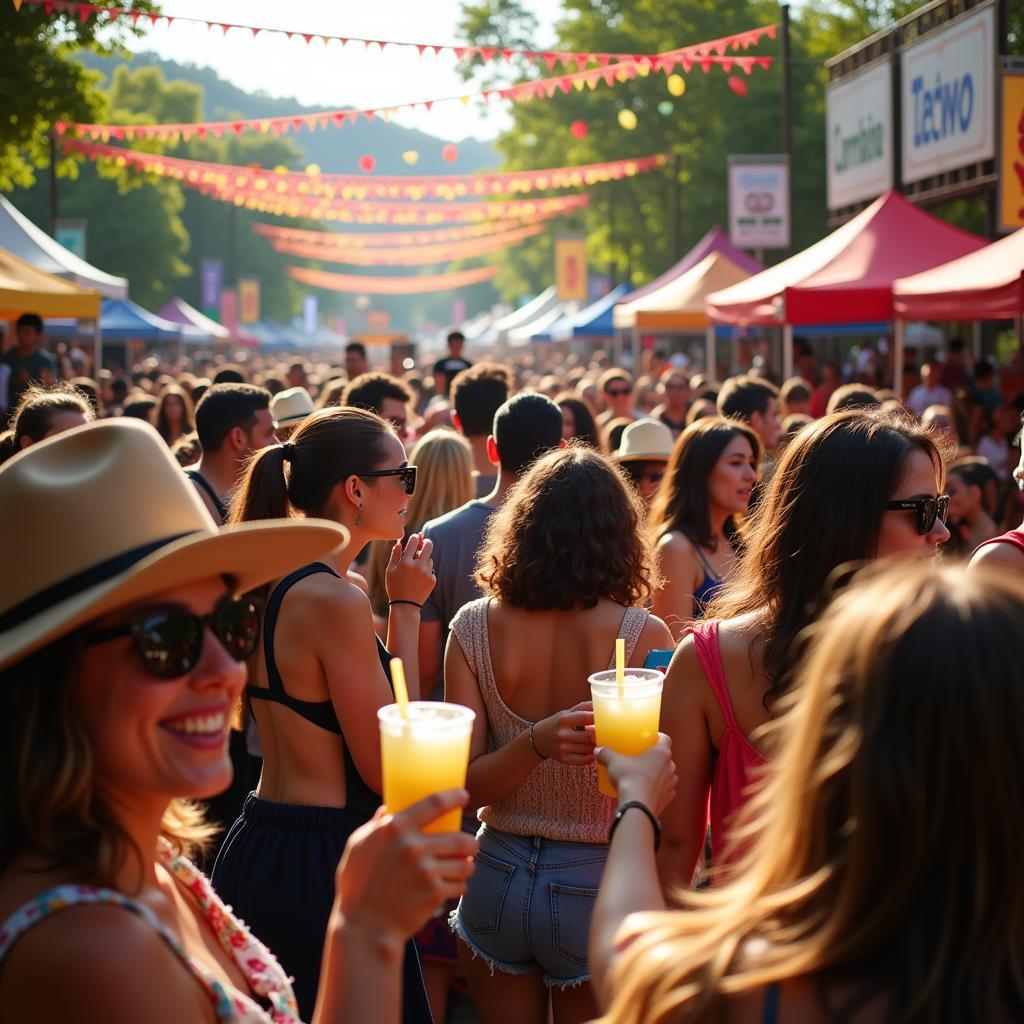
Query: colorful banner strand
xmin=287 ymin=264 xmax=500 ymax=294
xmin=18 ymin=1 xmax=775 ymax=72
xmin=252 ymin=219 xmax=538 ymax=247
xmin=57 ymin=42 xmax=772 ymax=142
xmin=62 ymin=139 xmax=668 ymax=200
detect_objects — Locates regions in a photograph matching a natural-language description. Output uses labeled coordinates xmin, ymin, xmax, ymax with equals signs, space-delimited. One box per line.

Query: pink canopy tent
xmin=705 ymin=192 xmax=987 ymax=385
xmin=893 ymin=228 xmax=1024 ymax=321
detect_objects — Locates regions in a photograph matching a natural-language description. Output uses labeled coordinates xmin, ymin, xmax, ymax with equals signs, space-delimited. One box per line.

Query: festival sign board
xmin=826 ymin=60 xmax=894 ymax=210
xmin=239 ymin=277 xmax=260 ymax=324
xmin=555 ymin=236 xmax=588 ymax=301
xmin=999 ymin=72 xmax=1024 ymax=231
xmin=728 ymin=156 xmax=790 ymax=249
xmin=900 ymin=3 xmax=996 ymax=186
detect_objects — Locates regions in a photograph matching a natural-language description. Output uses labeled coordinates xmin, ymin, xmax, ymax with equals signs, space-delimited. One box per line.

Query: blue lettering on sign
xmin=911 ymin=72 xmax=974 ymax=147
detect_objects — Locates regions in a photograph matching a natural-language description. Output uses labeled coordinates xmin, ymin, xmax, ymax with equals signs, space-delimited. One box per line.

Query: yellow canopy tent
xmin=0 ymin=246 xmax=101 ymax=320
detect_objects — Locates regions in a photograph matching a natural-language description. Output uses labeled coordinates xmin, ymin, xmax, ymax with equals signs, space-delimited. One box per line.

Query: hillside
xmin=75 ymin=50 xmax=500 ymax=175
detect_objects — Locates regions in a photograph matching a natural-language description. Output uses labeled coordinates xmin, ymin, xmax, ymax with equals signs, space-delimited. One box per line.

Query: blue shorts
xmin=450 ymin=825 xmax=608 ymax=989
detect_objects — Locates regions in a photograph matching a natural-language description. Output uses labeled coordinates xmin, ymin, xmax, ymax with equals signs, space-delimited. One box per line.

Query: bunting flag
xmin=57 ymin=41 xmax=772 ymax=142
xmin=287 ymin=264 xmax=501 ymax=294
xmin=62 ymin=140 xmax=669 ymax=200
xmin=269 ymin=223 xmax=546 ymax=265
xmin=17 ymin=1 xmax=775 ymax=72
xmin=252 ymin=219 xmax=539 ymax=247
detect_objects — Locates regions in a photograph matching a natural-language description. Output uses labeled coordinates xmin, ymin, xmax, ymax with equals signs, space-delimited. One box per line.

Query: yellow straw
xmin=615 ymin=638 xmax=625 ymax=697
xmin=390 ymin=657 xmax=410 ymax=719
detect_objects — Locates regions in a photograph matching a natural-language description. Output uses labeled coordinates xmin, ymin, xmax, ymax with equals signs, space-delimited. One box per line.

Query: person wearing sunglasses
xmin=0 ymin=419 xmax=477 ymax=1024
xmin=655 ymin=409 xmax=949 ymax=892
xmin=214 ymin=406 xmax=437 ymax=1022
xmin=648 ymin=417 xmax=762 ymax=641
xmin=596 ymin=369 xmax=639 ymax=429
xmin=612 ymin=419 xmax=675 ymax=507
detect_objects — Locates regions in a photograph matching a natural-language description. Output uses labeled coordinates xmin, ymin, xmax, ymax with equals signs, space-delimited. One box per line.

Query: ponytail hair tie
xmin=281 ymin=441 xmax=295 ymax=461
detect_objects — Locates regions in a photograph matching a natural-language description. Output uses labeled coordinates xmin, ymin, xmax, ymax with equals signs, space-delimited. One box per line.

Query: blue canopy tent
xmin=534 ymin=285 xmax=631 ymax=342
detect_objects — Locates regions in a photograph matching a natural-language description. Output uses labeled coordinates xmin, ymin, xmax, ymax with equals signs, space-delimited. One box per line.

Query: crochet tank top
xmin=450 ymin=598 xmax=649 ymax=844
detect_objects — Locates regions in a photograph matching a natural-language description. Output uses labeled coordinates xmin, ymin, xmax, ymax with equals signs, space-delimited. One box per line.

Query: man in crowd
xmin=779 ymin=377 xmax=813 ymax=419
xmin=907 ymin=362 xmax=952 ymax=418
xmin=432 ymin=330 xmax=472 ymax=396
xmin=450 ymin=362 xmax=511 ymax=498
xmin=652 ymin=365 xmax=691 ymax=438
xmin=2 ymin=313 xmax=56 ymax=417
xmin=344 ymin=341 xmax=368 ymax=381
xmin=342 ymin=371 xmax=413 ymax=437
xmin=596 ymin=368 xmax=640 ymax=428
xmin=187 ymin=383 xmax=277 ymax=523
xmin=418 ymin=393 xmax=564 ymax=696
xmin=717 ymin=374 xmax=781 ymax=454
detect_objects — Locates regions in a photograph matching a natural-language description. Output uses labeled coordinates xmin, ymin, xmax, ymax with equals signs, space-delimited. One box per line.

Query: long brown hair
xmin=705 ymin=410 xmax=945 ymax=706
xmin=477 ymin=445 xmax=657 ymax=610
xmin=154 ymin=384 xmax=195 ymax=444
xmin=648 ymin=416 xmax=762 ymax=550
xmin=604 ymin=563 xmax=1024 ymax=1022
xmin=0 ymin=382 xmax=94 ymax=465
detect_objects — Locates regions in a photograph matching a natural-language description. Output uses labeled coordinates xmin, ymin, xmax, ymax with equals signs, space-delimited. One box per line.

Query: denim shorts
xmin=450 ymin=825 xmax=608 ymax=989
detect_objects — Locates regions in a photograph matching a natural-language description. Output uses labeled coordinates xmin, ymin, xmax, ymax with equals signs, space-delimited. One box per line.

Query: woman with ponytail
xmin=212 ymin=406 xmax=437 ymax=1022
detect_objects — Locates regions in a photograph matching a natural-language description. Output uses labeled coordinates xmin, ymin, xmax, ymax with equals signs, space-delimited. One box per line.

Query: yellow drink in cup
xmin=378 ymin=702 xmax=475 ymax=833
xmin=589 ymin=669 xmax=664 ymax=797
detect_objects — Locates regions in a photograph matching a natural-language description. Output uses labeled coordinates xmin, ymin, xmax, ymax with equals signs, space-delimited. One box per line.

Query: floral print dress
xmin=0 ymin=842 xmax=301 ymax=1023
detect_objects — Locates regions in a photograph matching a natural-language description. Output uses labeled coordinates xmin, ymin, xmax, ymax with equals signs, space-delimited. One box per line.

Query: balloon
xmin=727 ymin=76 xmax=748 ymax=96
xmin=305 ymin=163 xmax=321 ymax=176
xmin=617 ymin=109 xmax=638 ymax=131
xmin=658 ymin=100 xmax=675 ymax=116
xmin=667 ymin=74 xmax=686 ymax=97
xmin=359 ymin=155 xmax=376 ymax=173
xmin=570 ymin=119 xmax=588 ymax=140
xmin=402 ymin=150 xmax=419 ymax=165
xmin=442 ymin=143 xmax=458 ymax=163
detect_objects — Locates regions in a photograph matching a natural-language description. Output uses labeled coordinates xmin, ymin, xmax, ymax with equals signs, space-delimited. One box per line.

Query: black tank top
xmin=184 ymin=468 xmax=228 ymax=522
xmin=248 ymin=562 xmax=388 ymax=816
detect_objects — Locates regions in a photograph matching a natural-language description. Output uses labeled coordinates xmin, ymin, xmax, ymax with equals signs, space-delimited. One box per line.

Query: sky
xmin=115 ymin=0 xmax=562 ymax=142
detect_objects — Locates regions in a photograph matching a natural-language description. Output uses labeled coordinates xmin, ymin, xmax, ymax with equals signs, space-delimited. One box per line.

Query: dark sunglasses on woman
xmin=885 ymin=494 xmax=950 ymax=535
xmin=85 ymin=595 xmax=261 ymax=679
xmin=359 ymin=465 xmax=418 ymax=496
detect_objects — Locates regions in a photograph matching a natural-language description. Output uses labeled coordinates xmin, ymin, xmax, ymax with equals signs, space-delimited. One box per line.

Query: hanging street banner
xmin=728 ymin=156 xmax=790 ymax=249
xmin=555 ymin=236 xmax=588 ymax=301
xmin=239 ymin=278 xmax=261 ymax=324
xmin=900 ymin=3 xmax=996 ymax=186
xmin=826 ymin=60 xmax=894 ymax=210
xmin=200 ymin=259 xmax=222 ymax=315
xmin=1000 ymin=72 xmax=1024 ymax=231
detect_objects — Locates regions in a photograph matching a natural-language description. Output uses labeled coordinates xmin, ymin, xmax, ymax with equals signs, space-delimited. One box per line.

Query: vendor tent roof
xmin=94 ymin=298 xmax=184 ymax=341
xmin=615 ymin=252 xmax=753 ymax=330
xmin=510 ymin=303 xmax=568 ymax=345
xmin=706 ymin=191 xmax=987 ymax=326
xmin=626 ymin=226 xmax=764 ymax=306
xmin=0 ymin=246 xmax=100 ymax=319
xmin=0 ymin=195 xmax=128 ymax=299
xmin=537 ymin=285 xmax=630 ymax=341
xmin=492 ymin=287 xmax=560 ymax=343
xmin=893 ymin=228 xmax=1024 ymax=320
xmin=158 ymin=297 xmax=231 ymax=340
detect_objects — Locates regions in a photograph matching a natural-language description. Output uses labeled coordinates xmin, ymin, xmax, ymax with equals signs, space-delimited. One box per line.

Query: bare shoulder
xmin=657 ymin=530 xmax=697 ymax=558
xmin=1 ymin=903 xmax=213 ymax=1022
xmin=290 ymin=569 xmax=371 ymax=619
xmin=969 ymin=539 xmax=1024 ymax=573
xmin=715 ymin=611 xmax=765 ymax=654
xmin=639 ymin=611 xmax=674 ymax=652
xmin=663 ymin=633 xmax=708 ymax=705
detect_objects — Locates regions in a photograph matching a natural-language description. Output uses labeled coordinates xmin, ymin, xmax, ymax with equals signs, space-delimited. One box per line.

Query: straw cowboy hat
xmin=270 ymin=386 xmax=315 ymax=428
xmin=612 ymin=419 xmax=675 ymax=463
xmin=0 ymin=419 xmax=347 ymax=672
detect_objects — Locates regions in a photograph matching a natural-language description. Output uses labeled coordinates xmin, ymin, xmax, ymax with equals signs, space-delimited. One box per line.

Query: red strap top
xmin=973 ymin=529 xmax=1024 ymax=556
xmin=691 ymin=619 xmax=768 ymax=866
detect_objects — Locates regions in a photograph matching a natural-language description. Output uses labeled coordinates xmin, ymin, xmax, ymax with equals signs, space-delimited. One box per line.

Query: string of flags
xmin=286 ymin=264 xmax=501 ymax=294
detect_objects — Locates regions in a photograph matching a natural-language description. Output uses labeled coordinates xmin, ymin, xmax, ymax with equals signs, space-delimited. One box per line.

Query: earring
xmin=355 ymin=504 xmax=363 ymax=527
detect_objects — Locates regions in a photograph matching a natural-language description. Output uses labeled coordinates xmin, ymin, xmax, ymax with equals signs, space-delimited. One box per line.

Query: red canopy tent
xmin=705 ymin=191 xmax=987 ymax=384
xmin=893 ymin=228 xmax=1024 ymax=321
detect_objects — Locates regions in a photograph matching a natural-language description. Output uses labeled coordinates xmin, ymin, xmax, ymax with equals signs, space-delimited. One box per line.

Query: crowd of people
xmin=1 ymin=312 xmax=1023 ymax=1023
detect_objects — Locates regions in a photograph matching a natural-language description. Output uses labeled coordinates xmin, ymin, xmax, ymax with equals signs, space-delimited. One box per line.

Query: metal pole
xmin=705 ymin=324 xmax=716 ymax=378
xmin=782 ymin=323 xmax=794 ymax=381
xmin=92 ymin=320 xmax=102 ymax=375
xmin=894 ymin=319 xmax=906 ymax=398
xmin=48 ymin=127 xmax=59 ymax=236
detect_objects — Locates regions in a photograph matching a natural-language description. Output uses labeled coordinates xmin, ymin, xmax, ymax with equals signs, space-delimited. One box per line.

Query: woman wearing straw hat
xmin=0 ymin=419 xmax=477 ymax=1023
xmin=271 ymin=386 xmax=316 ymax=441
xmin=612 ymin=419 xmax=676 ymax=508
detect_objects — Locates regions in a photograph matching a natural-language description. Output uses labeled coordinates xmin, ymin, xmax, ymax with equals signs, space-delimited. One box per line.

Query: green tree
xmin=0 ymin=2 xmax=158 ymax=190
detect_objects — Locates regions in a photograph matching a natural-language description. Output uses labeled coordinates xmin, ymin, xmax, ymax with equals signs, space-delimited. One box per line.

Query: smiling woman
xmin=0 ymin=418 xmax=477 ymax=1024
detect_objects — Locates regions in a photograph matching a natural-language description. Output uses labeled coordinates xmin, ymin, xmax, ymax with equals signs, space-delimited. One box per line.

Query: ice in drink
xmin=589 ymin=669 xmax=664 ymax=797
xmin=378 ymin=702 xmax=475 ymax=833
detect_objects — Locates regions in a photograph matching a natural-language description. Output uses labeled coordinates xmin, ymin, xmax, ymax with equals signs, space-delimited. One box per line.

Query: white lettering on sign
xmin=900 ymin=4 xmax=995 ymax=184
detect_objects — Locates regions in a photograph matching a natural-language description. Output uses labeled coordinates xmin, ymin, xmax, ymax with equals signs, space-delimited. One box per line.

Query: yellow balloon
xmin=617 ymin=109 xmax=638 ymax=131
xmin=402 ymin=150 xmax=420 ymax=165
xmin=667 ymin=74 xmax=686 ymax=97
xmin=305 ymin=163 xmax=321 ymax=176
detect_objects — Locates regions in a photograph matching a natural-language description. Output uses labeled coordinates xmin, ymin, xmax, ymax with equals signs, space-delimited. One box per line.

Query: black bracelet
xmin=608 ymin=800 xmax=661 ymax=852
xmin=388 ymin=599 xmax=423 ymax=609
xmin=528 ymin=722 xmax=548 ymax=760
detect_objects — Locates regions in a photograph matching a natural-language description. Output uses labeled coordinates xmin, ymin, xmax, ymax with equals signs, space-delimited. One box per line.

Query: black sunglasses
xmin=606 ymin=387 xmax=632 ymax=397
xmin=885 ymin=494 xmax=949 ymax=535
xmin=359 ymin=465 xmax=417 ymax=496
xmin=85 ymin=595 xmax=261 ymax=679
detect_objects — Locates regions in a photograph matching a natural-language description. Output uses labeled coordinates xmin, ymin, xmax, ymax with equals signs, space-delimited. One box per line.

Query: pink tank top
xmin=691 ymin=619 xmax=768 ymax=865
xmin=973 ymin=529 xmax=1024 ymax=557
